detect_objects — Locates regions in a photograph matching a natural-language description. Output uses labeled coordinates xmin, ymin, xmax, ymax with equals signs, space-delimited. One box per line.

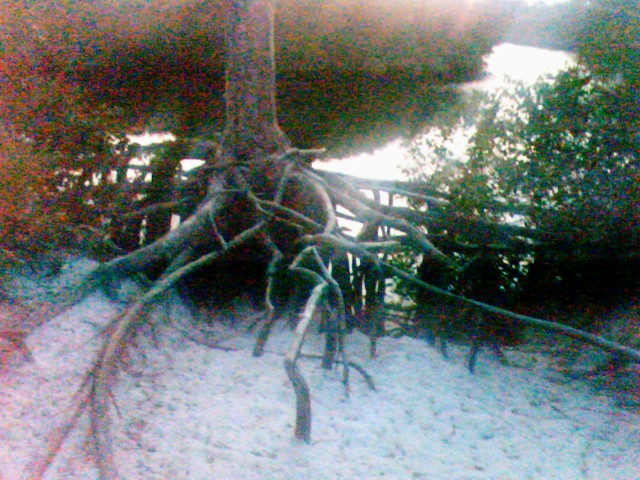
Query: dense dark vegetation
xmin=405 ymin=0 xmax=639 ymax=339
xmin=2 ymin=0 xmax=508 ymax=137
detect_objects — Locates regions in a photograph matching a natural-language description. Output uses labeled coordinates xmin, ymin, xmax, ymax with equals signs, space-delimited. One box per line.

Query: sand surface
xmin=0 ymin=258 xmax=638 ymax=480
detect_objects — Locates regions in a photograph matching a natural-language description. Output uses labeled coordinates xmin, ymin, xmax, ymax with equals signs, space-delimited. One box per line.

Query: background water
xmin=316 ymin=43 xmax=574 ymax=180
xmin=132 ymin=42 xmax=574 ymax=178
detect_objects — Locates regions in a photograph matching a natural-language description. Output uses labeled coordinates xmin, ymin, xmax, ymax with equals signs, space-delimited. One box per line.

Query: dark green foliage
xmin=406 ymin=6 xmax=639 ymax=333
xmin=4 ymin=0 xmax=507 ymax=135
xmin=574 ymin=0 xmax=639 ymax=88
xmin=418 ymin=68 xmax=639 ymax=248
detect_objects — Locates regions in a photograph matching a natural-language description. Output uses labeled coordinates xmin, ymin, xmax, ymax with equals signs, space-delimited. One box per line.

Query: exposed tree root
xmin=299 ymin=353 xmax=377 ymax=391
xmin=25 ymin=367 xmax=94 ymax=480
xmin=25 ymin=220 xmax=267 ymax=479
xmin=285 ymin=281 xmax=324 ymax=442
xmin=25 ymin=156 xmax=640 ymax=479
xmin=304 ymin=232 xmax=640 ymax=363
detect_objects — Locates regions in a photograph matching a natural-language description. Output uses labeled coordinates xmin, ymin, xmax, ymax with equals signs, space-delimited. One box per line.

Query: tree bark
xmin=218 ymin=0 xmax=290 ymax=167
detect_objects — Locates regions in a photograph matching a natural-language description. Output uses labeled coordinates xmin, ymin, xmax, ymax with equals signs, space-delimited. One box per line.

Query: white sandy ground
xmin=0 ymin=258 xmax=639 ymax=480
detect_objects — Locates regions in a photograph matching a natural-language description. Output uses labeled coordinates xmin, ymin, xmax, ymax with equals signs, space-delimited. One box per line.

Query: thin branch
xmin=119 ymin=198 xmax=190 ymax=221
xmin=253 ymin=238 xmax=283 ymax=357
xmin=310 ymin=247 xmax=349 ymax=379
xmin=299 ymin=172 xmax=338 ymax=235
xmin=24 ymin=368 xmax=95 ymax=480
xmin=324 ymin=182 xmax=453 ymax=265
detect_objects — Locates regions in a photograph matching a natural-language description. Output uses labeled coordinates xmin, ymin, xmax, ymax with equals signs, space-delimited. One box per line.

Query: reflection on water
xmin=464 ymin=43 xmax=574 ymax=91
xmin=131 ymin=43 xmax=574 ymax=182
xmin=315 ymin=43 xmax=575 ymax=181
xmin=317 ymin=139 xmax=405 ymax=181
xmin=278 ymin=71 xmax=459 ymax=157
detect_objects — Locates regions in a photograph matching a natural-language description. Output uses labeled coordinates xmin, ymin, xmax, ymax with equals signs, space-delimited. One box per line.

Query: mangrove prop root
xmin=286 ymin=282 xmax=326 ymax=442
xmin=27 ymin=163 xmax=640 ymax=478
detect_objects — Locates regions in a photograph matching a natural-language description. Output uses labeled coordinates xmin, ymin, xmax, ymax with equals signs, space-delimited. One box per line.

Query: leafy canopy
xmin=408 ymin=0 xmax=639 ymax=249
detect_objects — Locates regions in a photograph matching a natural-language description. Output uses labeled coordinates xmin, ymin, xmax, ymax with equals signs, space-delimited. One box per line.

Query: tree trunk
xmin=176 ymin=0 xmax=308 ymax=314
xmin=217 ymin=0 xmax=290 ymax=167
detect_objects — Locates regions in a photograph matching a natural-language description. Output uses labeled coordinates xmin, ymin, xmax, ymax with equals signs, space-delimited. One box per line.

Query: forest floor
xmin=0 ymin=255 xmax=638 ymax=480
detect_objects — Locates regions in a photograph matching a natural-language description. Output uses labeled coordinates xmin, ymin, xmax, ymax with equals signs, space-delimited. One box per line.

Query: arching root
xmin=25 ymin=157 xmax=640 ymax=478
